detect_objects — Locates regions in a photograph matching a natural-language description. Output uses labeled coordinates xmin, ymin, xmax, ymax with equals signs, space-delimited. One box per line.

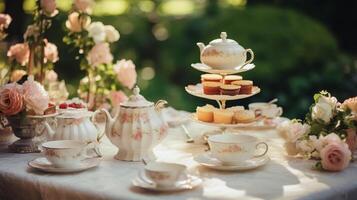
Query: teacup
xmin=42 ymin=140 xmax=98 ymax=168
xmin=208 ymin=134 xmax=268 ymax=165
xmin=249 ymin=102 xmax=283 ymax=118
xmin=143 ymin=162 xmax=187 ymax=187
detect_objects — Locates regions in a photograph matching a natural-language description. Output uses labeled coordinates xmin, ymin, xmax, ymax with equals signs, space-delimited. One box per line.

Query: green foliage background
xmin=3 ymin=0 xmax=357 ymax=118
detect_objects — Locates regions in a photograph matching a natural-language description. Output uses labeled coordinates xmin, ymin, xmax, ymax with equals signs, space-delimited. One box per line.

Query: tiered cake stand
xmin=185 ymin=63 xmax=260 ymax=134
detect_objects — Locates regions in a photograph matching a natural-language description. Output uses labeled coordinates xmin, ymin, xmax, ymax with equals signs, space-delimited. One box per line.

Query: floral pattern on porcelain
xmin=218 ymin=144 xmax=245 ymax=153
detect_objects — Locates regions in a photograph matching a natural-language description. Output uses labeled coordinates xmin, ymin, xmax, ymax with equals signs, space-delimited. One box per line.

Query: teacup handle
xmin=254 ymin=142 xmax=268 ymax=158
xmin=277 ymin=107 xmax=283 ymax=117
xmin=243 ymin=49 xmax=254 ymax=66
xmin=81 ymin=141 xmax=102 ymax=160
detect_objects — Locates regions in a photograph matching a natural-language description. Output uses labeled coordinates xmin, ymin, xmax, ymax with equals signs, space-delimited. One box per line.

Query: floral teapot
xmin=197 ymin=32 xmax=254 ymax=69
xmin=44 ymin=110 xmax=104 ymax=142
xmin=94 ymin=86 xmax=168 ymax=161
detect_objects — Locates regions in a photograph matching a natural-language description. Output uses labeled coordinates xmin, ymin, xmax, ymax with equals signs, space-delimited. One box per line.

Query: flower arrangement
xmin=278 ymin=91 xmax=357 ymax=171
xmin=0 ymin=76 xmax=53 ymax=117
xmin=63 ymin=0 xmax=137 ymax=110
xmin=7 ymin=0 xmax=58 ymax=83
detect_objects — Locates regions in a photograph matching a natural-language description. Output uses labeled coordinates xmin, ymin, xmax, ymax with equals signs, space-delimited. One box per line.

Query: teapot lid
xmin=209 ymin=32 xmax=243 ymax=49
xmin=120 ymin=86 xmax=153 ymax=108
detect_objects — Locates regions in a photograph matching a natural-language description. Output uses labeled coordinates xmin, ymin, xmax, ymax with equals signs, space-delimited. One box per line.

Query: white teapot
xmin=44 ymin=110 xmax=103 ymax=142
xmin=197 ymin=32 xmax=254 ymax=69
xmin=94 ymin=86 xmax=168 ymax=161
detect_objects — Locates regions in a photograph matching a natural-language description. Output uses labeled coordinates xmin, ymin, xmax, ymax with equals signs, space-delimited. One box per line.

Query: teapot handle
xmin=243 ymin=49 xmax=254 ymax=66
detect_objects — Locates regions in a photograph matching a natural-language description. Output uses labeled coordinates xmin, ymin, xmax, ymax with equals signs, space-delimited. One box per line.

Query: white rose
xmin=277 ymin=120 xmax=309 ymax=143
xmin=105 ymin=25 xmax=120 ymax=42
xmin=318 ymin=95 xmax=338 ymax=109
xmin=296 ymin=140 xmax=314 ymax=154
xmin=312 ymin=102 xmax=333 ymax=123
xmin=87 ymin=22 xmax=106 ymax=44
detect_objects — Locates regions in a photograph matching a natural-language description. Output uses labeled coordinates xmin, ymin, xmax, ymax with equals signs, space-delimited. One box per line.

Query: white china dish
xmin=194 ymin=152 xmax=269 ymax=171
xmin=28 ymin=157 xmax=101 ymax=173
xmin=191 ymin=63 xmax=255 ymax=75
xmin=207 ymin=134 xmax=268 ymax=165
xmin=249 ymin=102 xmax=283 ymax=119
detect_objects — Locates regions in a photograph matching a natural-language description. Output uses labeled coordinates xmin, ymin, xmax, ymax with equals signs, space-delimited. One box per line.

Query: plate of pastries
xmin=193 ymin=104 xmax=261 ymax=127
xmin=185 ymin=74 xmax=260 ymax=101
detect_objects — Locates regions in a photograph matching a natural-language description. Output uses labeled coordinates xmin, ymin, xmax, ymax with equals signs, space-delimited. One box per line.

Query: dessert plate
xmin=185 ymin=84 xmax=260 ymax=101
xmin=191 ymin=63 xmax=255 ymax=75
xmin=132 ymin=173 xmax=202 ymax=192
xmin=194 ymin=152 xmax=270 ymax=171
xmin=28 ymin=157 xmax=101 ymax=173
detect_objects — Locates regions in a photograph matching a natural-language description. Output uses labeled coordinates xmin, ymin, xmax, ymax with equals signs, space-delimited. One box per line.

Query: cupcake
xmin=220 ymin=84 xmax=241 ymax=96
xmin=203 ymin=81 xmax=222 ymax=95
xmin=201 ymin=74 xmax=222 ymax=83
xmin=234 ymin=110 xmax=255 ymax=123
xmin=196 ymin=104 xmax=215 ymax=122
xmin=232 ymin=80 xmax=253 ymax=94
xmin=213 ymin=109 xmax=234 ymax=124
xmin=223 ymin=75 xmax=242 ymax=84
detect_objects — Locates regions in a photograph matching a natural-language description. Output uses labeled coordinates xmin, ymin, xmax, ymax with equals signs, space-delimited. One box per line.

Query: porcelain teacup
xmin=42 ymin=140 xmax=98 ymax=168
xmin=208 ymin=134 xmax=268 ymax=165
xmin=143 ymin=162 xmax=187 ymax=187
xmin=249 ymin=102 xmax=283 ymax=118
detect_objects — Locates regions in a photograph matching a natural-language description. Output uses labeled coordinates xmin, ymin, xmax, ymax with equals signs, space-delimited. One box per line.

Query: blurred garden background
xmin=1 ymin=0 xmax=356 ymax=118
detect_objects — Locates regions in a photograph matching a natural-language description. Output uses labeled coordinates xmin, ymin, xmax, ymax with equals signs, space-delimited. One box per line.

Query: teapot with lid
xmin=197 ymin=32 xmax=254 ymax=69
xmin=94 ymin=86 xmax=169 ymax=161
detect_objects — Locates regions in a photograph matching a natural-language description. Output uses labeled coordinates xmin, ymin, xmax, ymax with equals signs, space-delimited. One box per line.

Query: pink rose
xmin=74 ymin=0 xmax=93 ymax=13
xmin=44 ymin=40 xmax=59 ymax=63
xmin=0 ymin=84 xmax=23 ymax=115
xmin=7 ymin=43 xmax=30 ymax=66
xmin=0 ymin=14 xmax=11 ymax=30
xmin=110 ymin=90 xmax=128 ymax=106
xmin=346 ymin=129 xmax=357 ymax=151
xmin=320 ymin=142 xmax=351 ymax=171
xmin=65 ymin=12 xmax=91 ymax=32
xmin=22 ymin=76 xmax=50 ymax=115
xmin=40 ymin=0 xmax=57 ymax=16
xmin=113 ymin=59 xmax=137 ymax=89
xmin=86 ymin=43 xmax=113 ymax=67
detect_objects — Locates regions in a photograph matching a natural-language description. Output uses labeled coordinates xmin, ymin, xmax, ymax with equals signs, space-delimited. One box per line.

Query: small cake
xmin=196 ymin=105 xmax=215 ymax=122
xmin=44 ymin=103 xmax=56 ymax=115
xmin=234 ymin=110 xmax=256 ymax=123
xmin=202 ymin=82 xmax=222 ymax=95
xmin=227 ymin=106 xmax=245 ymax=113
xmin=223 ymin=75 xmax=243 ymax=84
xmin=201 ymin=74 xmax=222 ymax=83
xmin=232 ymin=80 xmax=253 ymax=94
xmin=220 ymin=84 xmax=241 ymax=96
xmin=213 ymin=109 xmax=234 ymax=124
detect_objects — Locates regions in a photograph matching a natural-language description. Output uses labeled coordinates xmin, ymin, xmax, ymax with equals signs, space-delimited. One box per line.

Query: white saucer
xmin=28 ymin=157 xmax=102 ymax=173
xmin=194 ymin=152 xmax=269 ymax=171
xmin=132 ymin=173 xmax=202 ymax=192
xmin=191 ymin=63 xmax=255 ymax=75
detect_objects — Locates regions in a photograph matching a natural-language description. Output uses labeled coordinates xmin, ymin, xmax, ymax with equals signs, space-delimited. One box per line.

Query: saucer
xmin=191 ymin=63 xmax=255 ymax=75
xmin=194 ymin=152 xmax=269 ymax=171
xmin=28 ymin=157 xmax=101 ymax=173
xmin=132 ymin=172 xmax=202 ymax=192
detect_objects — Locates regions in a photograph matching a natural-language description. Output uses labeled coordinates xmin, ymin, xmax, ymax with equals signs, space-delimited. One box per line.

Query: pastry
xmin=202 ymin=81 xmax=222 ymax=95
xmin=220 ymin=84 xmax=241 ymax=96
xmin=201 ymin=74 xmax=222 ymax=83
xmin=196 ymin=105 xmax=215 ymax=122
xmin=234 ymin=110 xmax=255 ymax=123
xmin=223 ymin=75 xmax=242 ymax=84
xmin=213 ymin=109 xmax=234 ymax=124
xmin=44 ymin=103 xmax=56 ymax=115
xmin=227 ymin=106 xmax=245 ymax=113
xmin=232 ymin=80 xmax=253 ymax=94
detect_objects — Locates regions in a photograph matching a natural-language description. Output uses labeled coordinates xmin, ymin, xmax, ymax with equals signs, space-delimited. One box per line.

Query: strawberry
xmin=59 ymin=103 xmax=67 ymax=109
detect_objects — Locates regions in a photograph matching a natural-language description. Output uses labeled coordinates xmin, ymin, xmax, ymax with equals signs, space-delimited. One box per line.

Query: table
xmin=1 ymin=121 xmax=357 ymax=200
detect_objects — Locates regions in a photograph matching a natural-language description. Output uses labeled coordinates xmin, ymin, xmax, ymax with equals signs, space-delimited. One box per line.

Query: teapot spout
xmin=196 ymin=42 xmax=205 ymax=53
xmin=43 ymin=121 xmax=55 ymax=140
xmin=93 ymin=109 xmax=117 ymax=138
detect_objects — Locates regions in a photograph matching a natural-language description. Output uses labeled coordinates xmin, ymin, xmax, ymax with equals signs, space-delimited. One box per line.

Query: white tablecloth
xmin=1 ymin=122 xmax=357 ymax=200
